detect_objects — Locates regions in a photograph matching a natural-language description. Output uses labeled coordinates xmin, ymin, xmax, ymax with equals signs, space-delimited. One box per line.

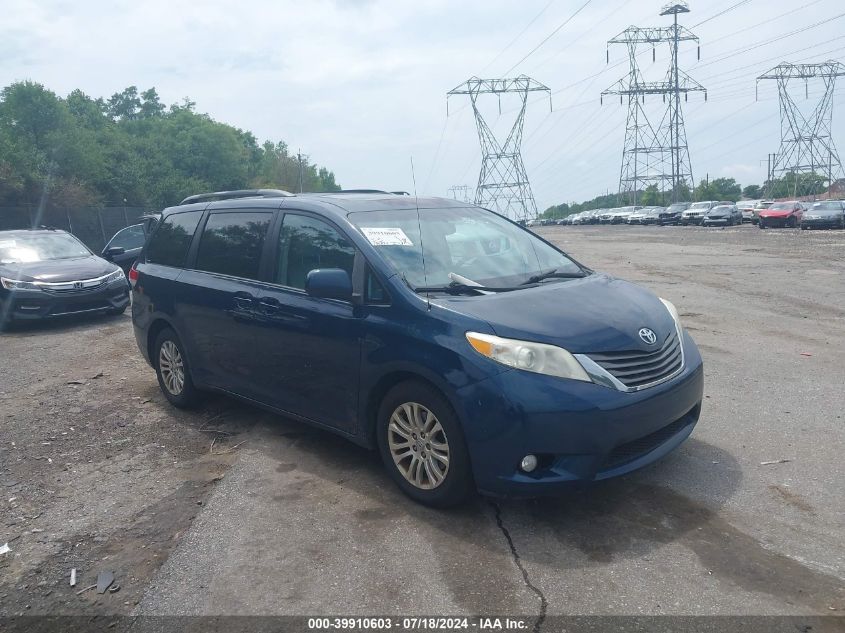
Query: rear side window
xmin=194 ymin=211 xmax=273 ymax=280
xmin=145 ymin=211 xmax=203 ymax=267
xmin=276 ymin=214 xmax=355 ymax=289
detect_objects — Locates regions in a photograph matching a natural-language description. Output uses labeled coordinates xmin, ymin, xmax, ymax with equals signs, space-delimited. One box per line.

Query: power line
xmin=692 ymin=0 xmax=752 ymax=27
xmin=482 ymin=0 xmax=558 ymax=73
xmin=504 ymin=0 xmax=593 ymax=75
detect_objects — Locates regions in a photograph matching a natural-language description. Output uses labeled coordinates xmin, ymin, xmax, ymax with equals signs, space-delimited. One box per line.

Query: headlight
xmin=105 ymin=269 xmax=126 ymax=284
xmin=1 ymin=277 xmax=39 ymax=290
xmin=465 ymin=332 xmax=591 ymax=382
xmin=659 ymin=297 xmax=681 ymax=329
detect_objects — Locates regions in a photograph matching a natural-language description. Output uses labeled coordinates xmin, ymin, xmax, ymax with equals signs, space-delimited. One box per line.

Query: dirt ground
xmin=0 ymin=315 xmax=264 ymax=615
xmin=1 ymin=223 xmax=843 ymax=622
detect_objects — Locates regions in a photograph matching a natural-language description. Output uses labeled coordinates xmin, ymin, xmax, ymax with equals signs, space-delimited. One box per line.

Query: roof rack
xmin=179 ymin=189 xmax=294 ymax=206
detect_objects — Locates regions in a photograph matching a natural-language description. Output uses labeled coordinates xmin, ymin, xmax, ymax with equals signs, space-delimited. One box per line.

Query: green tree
xmin=0 ymin=81 xmax=343 ymax=209
xmin=742 ymin=184 xmax=762 ymax=199
xmin=694 ymin=177 xmax=741 ymax=202
xmin=767 ymin=171 xmax=826 ymax=198
xmin=640 ymin=184 xmax=661 ymax=206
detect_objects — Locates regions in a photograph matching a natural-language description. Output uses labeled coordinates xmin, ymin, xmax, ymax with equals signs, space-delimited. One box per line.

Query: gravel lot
xmin=1 ymin=224 xmax=843 ymax=621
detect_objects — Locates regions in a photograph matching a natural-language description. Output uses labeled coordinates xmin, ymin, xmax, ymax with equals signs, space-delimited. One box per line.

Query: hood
xmin=0 ymin=256 xmax=117 ymax=283
xmin=760 ymin=209 xmax=793 ymax=217
xmin=431 ymin=273 xmax=675 ymax=354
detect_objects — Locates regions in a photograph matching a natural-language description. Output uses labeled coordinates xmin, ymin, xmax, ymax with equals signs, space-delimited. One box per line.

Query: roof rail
xmin=329 ymin=189 xmax=393 ymax=195
xmin=179 ymin=188 xmax=294 ymax=206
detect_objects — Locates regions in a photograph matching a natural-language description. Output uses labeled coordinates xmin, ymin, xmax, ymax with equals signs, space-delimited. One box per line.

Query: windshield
xmin=666 ymin=204 xmax=687 ymax=212
xmin=710 ymin=206 xmax=733 ymax=213
xmin=812 ymin=202 xmax=843 ymax=211
xmin=349 ymin=207 xmax=583 ymax=289
xmin=770 ymin=202 xmax=794 ymax=210
xmin=690 ymin=202 xmax=711 ymax=209
xmin=0 ymin=233 xmax=90 ymax=264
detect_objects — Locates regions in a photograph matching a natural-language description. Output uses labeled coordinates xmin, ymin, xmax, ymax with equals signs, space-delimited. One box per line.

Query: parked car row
xmin=530 ymin=199 xmax=845 ymax=231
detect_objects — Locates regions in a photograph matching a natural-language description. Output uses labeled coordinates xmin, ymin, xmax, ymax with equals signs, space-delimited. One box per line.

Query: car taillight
xmin=128 ymin=262 xmax=139 ymax=287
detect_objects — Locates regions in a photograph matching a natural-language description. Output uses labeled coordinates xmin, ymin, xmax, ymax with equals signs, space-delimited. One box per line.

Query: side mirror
xmin=103 ymin=246 xmax=125 ymax=260
xmin=305 ymin=268 xmax=353 ymax=302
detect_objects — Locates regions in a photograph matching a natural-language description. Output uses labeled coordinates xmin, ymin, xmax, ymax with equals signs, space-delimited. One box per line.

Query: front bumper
xmin=702 ymin=217 xmax=728 ymax=226
xmin=801 ymin=218 xmax=843 ymax=229
xmin=759 ymin=216 xmax=792 ymax=227
xmin=455 ymin=330 xmax=704 ymax=497
xmin=0 ymin=280 xmax=129 ymax=321
xmin=681 ymin=216 xmax=703 ymax=225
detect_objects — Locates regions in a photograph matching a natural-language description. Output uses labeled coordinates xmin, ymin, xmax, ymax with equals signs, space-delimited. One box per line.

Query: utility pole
xmin=297 ymin=150 xmax=304 ymax=193
xmin=448 ymin=76 xmax=551 ymax=221
xmin=602 ymin=1 xmax=705 ymax=205
xmin=757 ymin=61 xmax=845 ymax=198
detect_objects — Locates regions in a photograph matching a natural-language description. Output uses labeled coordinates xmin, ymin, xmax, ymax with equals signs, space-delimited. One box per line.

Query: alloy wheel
xmin=159 ymin=340 xmax=185 ymax=395
xmin=387 ymin=402 xmax=450 ymax=490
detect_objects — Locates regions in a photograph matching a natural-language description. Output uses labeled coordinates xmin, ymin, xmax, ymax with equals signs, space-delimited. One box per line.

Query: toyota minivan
xmin=131 ymin=189 xmax=704 ymax=506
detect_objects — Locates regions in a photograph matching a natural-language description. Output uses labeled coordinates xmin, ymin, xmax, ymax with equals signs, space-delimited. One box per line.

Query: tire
xmin=153 ymin=328 xmax=200 ymax=408
xmin=376 ymin=381 xmax=474 ymax=507
xmin=787 ymin=216 xmax=797 ymax=228
xmin=759 ymin=220 xmax=766 ymax=229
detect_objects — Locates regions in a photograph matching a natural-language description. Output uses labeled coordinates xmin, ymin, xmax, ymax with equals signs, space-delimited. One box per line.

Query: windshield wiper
xmin=414 ymin=281 xmax=528 ymax=295
xmin=521 ymin=268 xmax=588 ymax=285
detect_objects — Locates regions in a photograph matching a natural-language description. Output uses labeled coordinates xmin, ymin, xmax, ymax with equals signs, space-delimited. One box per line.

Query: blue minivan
xmin=131 ymin=189 xmax=704 ymax=506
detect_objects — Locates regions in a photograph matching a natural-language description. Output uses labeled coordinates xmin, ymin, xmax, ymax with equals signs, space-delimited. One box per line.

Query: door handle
xmin=233 ymin=293 xmax=255 ymax=310
xmin=258 ymin=298 xmax=281 ymax=314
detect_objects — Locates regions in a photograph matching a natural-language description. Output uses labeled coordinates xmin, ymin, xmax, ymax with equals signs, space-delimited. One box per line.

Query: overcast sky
xmin=4 ymin=0 xmax=845 ymax=209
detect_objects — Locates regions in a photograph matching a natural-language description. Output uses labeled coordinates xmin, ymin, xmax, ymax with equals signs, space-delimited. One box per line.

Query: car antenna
xmin=410 ymin=156 xmax=430 ymax=310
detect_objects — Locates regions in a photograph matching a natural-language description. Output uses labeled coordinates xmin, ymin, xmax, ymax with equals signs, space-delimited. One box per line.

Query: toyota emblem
xmin=638 ymin=327 xmax=657 ymax=345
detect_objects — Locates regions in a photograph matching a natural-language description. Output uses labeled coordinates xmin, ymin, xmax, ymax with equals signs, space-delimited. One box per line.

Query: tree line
xmin=542 ymin=173 xmax=830 ymax=219
xmin=0 ymin=81 xmax=341 ymax=210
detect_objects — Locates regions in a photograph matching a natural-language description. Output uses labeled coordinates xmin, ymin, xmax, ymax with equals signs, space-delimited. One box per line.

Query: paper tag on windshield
xmin=360 ymin=227 xmax=414 ymax=246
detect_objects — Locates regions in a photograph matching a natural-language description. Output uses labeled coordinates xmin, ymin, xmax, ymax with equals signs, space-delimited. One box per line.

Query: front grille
xmin=601 ymin=407 xmax=697 ymax=471
xmin=588 ymin=329 xmax=683 ymax=389
xmin=46 ymin=280 xmax=107 ymax=293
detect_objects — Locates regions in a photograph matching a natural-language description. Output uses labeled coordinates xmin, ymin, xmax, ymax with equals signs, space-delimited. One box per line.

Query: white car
xmin=681 ymin=201 xmax=717 ymax=225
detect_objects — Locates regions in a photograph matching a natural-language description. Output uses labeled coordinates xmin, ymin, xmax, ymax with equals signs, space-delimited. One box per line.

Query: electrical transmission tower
xmin=757 ymin=61 xmax=845 ymax=199
xmin=602 ymin=2 xmax=705 ymax=205
xmin=447 ymin=185 xmax=472 ymax=203
xmin=447 ymin=76 xmax=551 ymax=221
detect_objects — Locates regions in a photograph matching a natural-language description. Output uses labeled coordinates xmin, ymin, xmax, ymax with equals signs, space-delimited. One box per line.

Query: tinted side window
xmin=145 ymin=211 xmax=203 ymax=267
xmin=195 ymin=211 xmax=273 ymax=280
xmin=106 ymin=224 xmax=145 ymax=250
xmin=276 ymin=214 xmax=355 ymax=289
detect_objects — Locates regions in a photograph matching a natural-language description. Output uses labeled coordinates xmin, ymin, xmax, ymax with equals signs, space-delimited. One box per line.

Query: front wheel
xmin=787 ymin=216 xmax=797 ymax=228
xmin=377 ymin=381 xmax=474 ymax=507
xmin=154 ymin=328 xmax=200 ymax=408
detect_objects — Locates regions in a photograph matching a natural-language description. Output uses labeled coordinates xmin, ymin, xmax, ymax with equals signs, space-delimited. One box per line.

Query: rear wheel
xmin=154 ymin=328 xmax=200 ymax=408
xmin=377 ymin=381 xmax=473 ymax=507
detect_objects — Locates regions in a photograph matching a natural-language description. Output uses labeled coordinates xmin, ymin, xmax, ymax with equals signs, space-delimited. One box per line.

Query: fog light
xmin=520 ymin=454 xmax=538 ymax=473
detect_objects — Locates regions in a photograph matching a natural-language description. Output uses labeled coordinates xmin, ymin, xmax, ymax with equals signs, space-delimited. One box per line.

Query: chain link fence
xmin=0 ymin=206 xmax=158 ymax=253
